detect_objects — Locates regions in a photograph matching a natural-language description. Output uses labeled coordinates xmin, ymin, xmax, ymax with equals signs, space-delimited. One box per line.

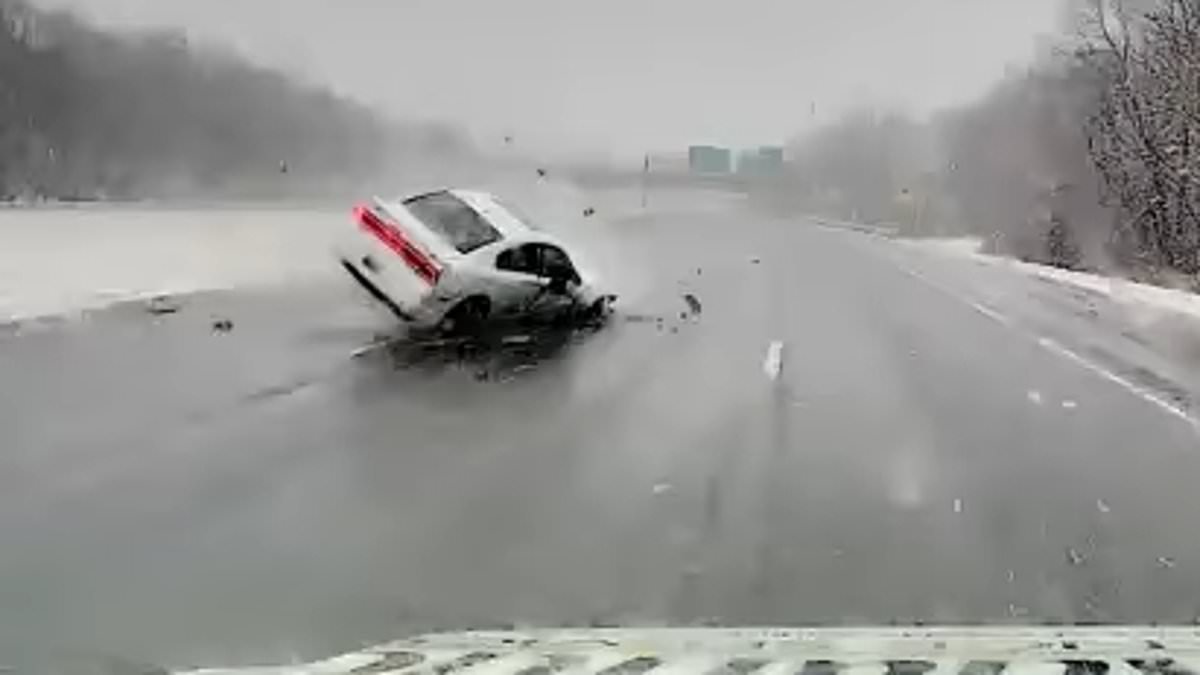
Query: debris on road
xmin=953 ymin=498 xmax=963 ymax=514
xmin=1158 ymin=556 xmax=1177 ymax=569
xmin=1097 ymin=499 xmax=1111 ymax=513
xmin=1006 ymin=569 xmax=1015 ymax=583
xmin=1027 ymin=390 xmax=1044 ymax=405
xmin=146 ymin=295 xmax=180 ymax=315
xmin=582 ymin=206 xmax=596 ymax=217
xmin=211 ymin=318 xmax=234 ymax=333
xmin=683 ymin=293 xmax=703 ymax=316
xmin=501 ymin=334 xmax=532 ymax=345
xmin=652 ymin=482 xmax=672 ymax=495
xmin=1066 ymin=547 xmax=1086 ymax=566
xmin=750 ymin=257 xmax=761 ymax=265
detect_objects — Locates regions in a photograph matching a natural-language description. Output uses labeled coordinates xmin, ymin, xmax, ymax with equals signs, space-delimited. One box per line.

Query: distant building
xmin=647 ymin=151 xmax=690 ymax=174
xmin=738 ymin=146 xmax=785 ymax=176
xmin=758 ymin=146 xmax=784 ymax=170
xmin=688 ymin=145 xmax=731 ymax=174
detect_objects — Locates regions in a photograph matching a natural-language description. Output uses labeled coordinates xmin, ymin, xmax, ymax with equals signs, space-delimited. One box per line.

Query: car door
xmin=522 ymin=244 xmax=580 ymax=317
xmin=490 ymin=243 xmax=549 ymax=315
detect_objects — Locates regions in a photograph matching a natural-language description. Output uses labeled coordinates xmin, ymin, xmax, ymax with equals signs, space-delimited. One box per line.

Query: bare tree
xmin=1080 ymin=0 xmax=1200 ymax=278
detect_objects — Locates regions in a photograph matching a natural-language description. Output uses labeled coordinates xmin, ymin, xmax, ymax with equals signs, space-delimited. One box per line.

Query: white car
xmin=336 ymin=189 xmax=613 ymax=332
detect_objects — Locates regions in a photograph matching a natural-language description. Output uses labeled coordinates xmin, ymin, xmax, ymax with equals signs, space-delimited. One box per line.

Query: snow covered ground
xmin=0 ymin=205 xmax=343 ymax=321
xmin=0 ymin=181 xmax=715 ymax=323
xmin=910 ymin=237 xmax=1200 ymax=324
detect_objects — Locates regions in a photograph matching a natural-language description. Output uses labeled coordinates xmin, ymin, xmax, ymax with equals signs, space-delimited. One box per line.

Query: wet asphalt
xmin=3 ymin=202 xmax=1200 ymax=670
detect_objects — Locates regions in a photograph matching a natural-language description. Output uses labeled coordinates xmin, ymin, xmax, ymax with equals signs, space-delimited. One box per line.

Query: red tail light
xmin=353 ymin=204 xmax=442 ymax=285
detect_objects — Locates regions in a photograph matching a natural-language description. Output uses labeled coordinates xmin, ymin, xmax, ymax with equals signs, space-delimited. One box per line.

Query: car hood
xmin=179 ymin=627 xmax=1200 ymax=675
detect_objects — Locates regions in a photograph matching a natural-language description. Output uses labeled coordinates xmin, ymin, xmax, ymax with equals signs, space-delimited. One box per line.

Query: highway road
xmin=2 ymin=196 xmax=1200 ymax=671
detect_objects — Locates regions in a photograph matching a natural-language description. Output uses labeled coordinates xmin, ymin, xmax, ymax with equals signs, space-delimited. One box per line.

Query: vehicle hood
xmin=178 ymin=627 xmax=1200 ymax=675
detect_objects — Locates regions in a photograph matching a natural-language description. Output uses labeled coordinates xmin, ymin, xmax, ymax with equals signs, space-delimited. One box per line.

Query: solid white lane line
xmin=1035 ymin=336 xmax=1198 ymax=428
xmin=891 ymin=259 xmax=1014 ymax=327
xmin=763 ymin=340 xmax=784 ymax=381
xmin=879 ymin=246 xmax=1198 ymax=430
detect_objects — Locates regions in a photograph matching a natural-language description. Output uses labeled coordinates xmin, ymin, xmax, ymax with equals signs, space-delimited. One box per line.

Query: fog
xmin=28 ymin=0 xmax=1058 ymax=157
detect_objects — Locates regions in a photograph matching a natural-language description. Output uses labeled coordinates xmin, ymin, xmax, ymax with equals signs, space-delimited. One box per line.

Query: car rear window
xmin=402 ymin=191 xmax=502 ymax=254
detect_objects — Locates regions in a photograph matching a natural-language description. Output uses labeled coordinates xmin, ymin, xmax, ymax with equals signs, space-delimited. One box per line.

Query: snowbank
xmin=0 ymin=206 xmax=341 ymax=322
xmin=910 ymin=236 xmax=1200 ymax=323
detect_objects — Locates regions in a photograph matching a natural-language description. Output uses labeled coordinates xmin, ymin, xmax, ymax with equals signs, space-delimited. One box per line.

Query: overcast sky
xmin=32 ymin=0 xmax=1060 ymax=158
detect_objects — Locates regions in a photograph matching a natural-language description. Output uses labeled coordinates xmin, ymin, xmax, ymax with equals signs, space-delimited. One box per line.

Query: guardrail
xmin=810 ymin=215 xmax=900 ymax=237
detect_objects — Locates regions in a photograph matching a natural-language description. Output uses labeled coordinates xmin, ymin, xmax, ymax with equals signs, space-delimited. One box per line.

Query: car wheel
xmin=439 ymin=296 xmax=490 ymax=335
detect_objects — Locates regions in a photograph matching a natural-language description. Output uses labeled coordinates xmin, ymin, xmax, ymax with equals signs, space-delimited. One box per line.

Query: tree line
xmin=781 ymin=0 xmax=1200 ymax=285
xmin=0 ymin=0 xmax=470 ymax=201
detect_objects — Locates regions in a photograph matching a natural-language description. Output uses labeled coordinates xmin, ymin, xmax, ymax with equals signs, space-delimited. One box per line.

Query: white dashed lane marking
xmin=763 ymin=340 xmax=784 ymax=381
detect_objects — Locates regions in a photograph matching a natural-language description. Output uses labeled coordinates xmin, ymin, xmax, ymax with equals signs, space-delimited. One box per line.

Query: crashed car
xmin=336 ymin=189 xmax=614 ymax=332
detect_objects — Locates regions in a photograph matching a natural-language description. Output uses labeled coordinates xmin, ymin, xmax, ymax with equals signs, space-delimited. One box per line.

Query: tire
xmin=439 ymin=296 xmax=490 ymax=335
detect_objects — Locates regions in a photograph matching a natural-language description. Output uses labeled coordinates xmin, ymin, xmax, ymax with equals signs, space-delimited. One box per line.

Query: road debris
xmin=501 ymin=334 xmax=532 ymax=345
xmin=211 ymin=318 xmax=234 ymax=333
xmin=1158 ymin=556 xmax=1177 ymax=569
xmin=953 ymin=498 xmax=963 ymax=514
xmin=1097 ymin=499 xmax=1111 ymax=513
xmin=1066 ymin=547 xmax=1086 ymax=566
xmin=582 ymin=206 xmax=595 ymax=217
xmin=1006 ymin=569 xmax=1015 ymax=583
xmin=1027 ymin=390 xmax=1044 ymax=405
xmin=750 ymin=257 xmax=761 ymax=265
xmin=682 ymin=293 xmax=703 ymax=316
xmin=652 ymin=482 xmax=672 ymax=495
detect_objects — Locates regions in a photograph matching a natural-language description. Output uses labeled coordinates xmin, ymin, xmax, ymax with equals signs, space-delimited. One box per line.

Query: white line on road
xmin=763 ymin=340 xmax=784 ymax=381
xmin=878 ymin=248 xmax=1199 ymax=430
xmin=893 ymin=261 xmax=1014 ymax=327
xmin=1035 ymin=336 xmax=1197 ymax=428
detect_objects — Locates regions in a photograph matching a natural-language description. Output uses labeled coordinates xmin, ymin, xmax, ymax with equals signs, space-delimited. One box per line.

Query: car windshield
xmin=7 ymin=0 xmax=1200 ymax=672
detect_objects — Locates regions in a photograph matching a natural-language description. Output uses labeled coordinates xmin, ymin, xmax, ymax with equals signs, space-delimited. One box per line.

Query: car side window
xmin=496 ymin=244 xmax=540 ymax=275
xmin=538 ymin=245 xmax=580 ymax=283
